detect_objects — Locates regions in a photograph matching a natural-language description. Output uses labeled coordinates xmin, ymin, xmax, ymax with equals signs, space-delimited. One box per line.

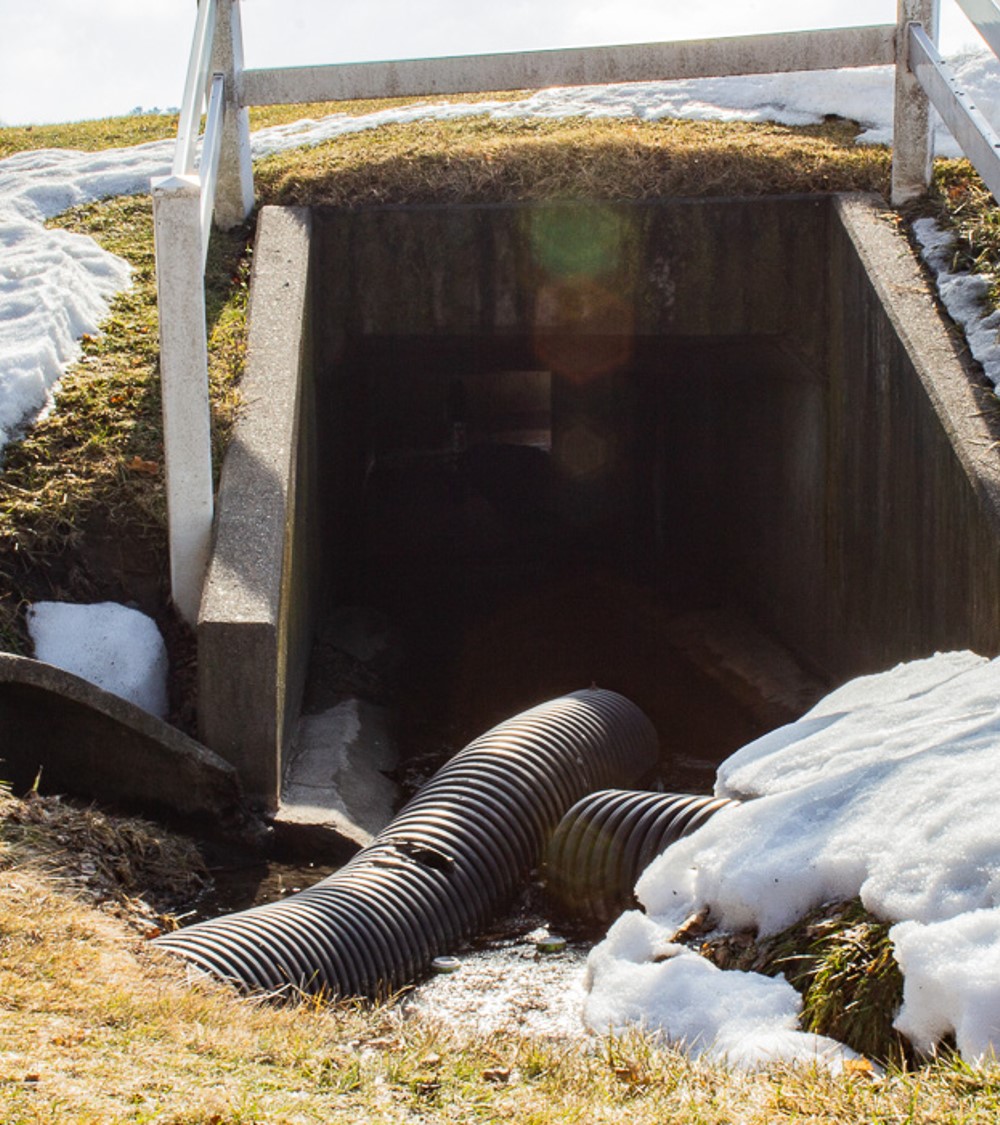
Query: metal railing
xmin=152 ymin=0 xmax=1000 ymax=625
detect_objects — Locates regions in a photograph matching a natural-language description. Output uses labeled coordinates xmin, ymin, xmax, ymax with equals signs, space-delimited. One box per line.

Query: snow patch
xmin=584 ymin=912 xmax=860 ymax=1071
xmin=27 ymin=601 xmax=169 ymax=719
xmin=912 ymin=217 xmax=1000 ymax=391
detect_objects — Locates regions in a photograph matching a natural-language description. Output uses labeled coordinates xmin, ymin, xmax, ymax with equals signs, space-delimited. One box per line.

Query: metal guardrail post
xmin=210 ymin=0 xmax=254 ymax=229
xmin=151 ymin=175 xmax=216 ymax=626
xmin=892 ymin=0 xmax=941 ymax=204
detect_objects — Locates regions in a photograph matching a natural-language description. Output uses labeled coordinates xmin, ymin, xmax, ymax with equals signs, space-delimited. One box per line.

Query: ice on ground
xmin=585 ymin=652 xmax=1000 ymax=1065
xmin=27 ymin=601 xmax=169 ymax=719
xmin=4 ymin=48 xmax=1000 ymax=455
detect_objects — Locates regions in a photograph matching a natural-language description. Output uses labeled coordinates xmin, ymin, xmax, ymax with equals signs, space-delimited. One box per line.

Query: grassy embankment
xmin=2 ymin=101 xmax=1000 ymax=1122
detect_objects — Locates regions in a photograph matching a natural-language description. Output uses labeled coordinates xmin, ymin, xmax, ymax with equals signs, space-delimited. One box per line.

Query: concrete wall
xmin=818 ymin=196 xmax=1000 ymax=672
xmin=198 ymin=207 xmax=321 ymax=808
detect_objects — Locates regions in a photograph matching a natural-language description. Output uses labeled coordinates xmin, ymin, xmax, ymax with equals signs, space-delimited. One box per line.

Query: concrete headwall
xmin=199 ymin=195 xmax=1000 ymax=803
xmin=310 ymin=196 xmax=1000 ymax=678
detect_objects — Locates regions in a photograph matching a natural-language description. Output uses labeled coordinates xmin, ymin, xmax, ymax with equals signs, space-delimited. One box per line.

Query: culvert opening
xmin=303 ymin=330 xmax=828 ymax=796
xmin=200 ymin=194 xmax=1000 ymax=832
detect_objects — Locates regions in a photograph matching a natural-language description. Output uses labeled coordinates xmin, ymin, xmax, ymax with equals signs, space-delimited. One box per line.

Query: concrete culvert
xmin=154 ymin=688 xmax=658 ymax=999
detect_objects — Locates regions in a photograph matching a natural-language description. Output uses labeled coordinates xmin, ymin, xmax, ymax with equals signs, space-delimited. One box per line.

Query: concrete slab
xmin=665 ymin=609 xmax=829 ymax=731
xmin=276 ymin=698 xmax=400 ymax=861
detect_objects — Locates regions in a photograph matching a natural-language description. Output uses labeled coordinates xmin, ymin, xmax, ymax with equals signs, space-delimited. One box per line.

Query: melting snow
xmin=27 ymin=600 xmax=169 ymax=719
xmin=585 ymin=652 xmax=1000 ymax=1067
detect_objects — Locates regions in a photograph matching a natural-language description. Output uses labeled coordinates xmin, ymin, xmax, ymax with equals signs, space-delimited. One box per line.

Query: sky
xmin=0 ymin=0 xmax=984 ymax=127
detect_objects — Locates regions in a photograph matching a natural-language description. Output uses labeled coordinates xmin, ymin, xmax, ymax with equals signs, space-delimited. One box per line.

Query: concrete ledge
xmin=0 ymin=653 xmax=264 ymax=844
xmin=198 ymin=206 xmax=318 ymax=809
xmin=276 ymin=698 xmax=401 ymax=862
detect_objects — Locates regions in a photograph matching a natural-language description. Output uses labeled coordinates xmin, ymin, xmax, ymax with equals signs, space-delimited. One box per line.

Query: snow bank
xmin=27 ymin=601 xmax=169 ymax=719
xmin=4 ymin=48 xmax=1000 ymax=455
xmin=585 ymin=652 xmax=1000 ymax=1065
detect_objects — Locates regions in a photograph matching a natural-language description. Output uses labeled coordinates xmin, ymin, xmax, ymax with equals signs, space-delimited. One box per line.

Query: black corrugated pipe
xmin=154 ymin=688 xmax=658 ymax=998
xmin=543 ymin=789 xmax=738 ymax=926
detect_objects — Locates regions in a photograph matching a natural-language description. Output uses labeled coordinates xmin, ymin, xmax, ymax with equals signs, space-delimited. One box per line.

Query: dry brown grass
xmin=2 ymin=787 xmax=1000 ymax=1124
xmin=255 ymin=114 xmax=891 ymax=207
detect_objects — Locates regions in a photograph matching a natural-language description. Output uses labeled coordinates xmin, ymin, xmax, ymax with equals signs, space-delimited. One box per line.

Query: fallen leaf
xmin=843 ymin=1057 xmax=875 ymax=1076
xmin=670 ymin=906 xmax=713 ymax=942
xmin=125 ymin=456 xmax=160 ymax=476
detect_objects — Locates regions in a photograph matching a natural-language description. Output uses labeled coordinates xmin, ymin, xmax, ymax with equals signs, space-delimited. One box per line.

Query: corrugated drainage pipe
xmin=543 ymin=789 xmax=738 ymax=926
xmin=154 ymin=688 xmax=658 ymax=999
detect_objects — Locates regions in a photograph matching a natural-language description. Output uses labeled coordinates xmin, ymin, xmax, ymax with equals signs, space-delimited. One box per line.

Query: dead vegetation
xmin=2 ymin=779 xmax=1000 ymax=1123
xmin=255 ymin=114 xmax=891 ymax=206
xmin=0 ymin=785 xmax=208 ymax=934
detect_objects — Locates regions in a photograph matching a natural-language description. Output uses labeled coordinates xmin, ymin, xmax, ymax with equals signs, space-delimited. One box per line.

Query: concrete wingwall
xmin=198 ymin=207 xmax=321 ymax=808
xmin=786 ymin=196 xmax=1000 ymax=675
xmin=198 ymin=194 xmax=1000 ymax=805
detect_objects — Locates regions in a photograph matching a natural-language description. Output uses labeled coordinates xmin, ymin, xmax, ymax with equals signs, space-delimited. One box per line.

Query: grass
xmin=254 ymin=114 xmax=891 ymax=206
xmin=3 ymin=784 xmax=1000 ymax=1123
xmin=702 ymin=899 xmax=906 ymax=1063
xmin=0 ymin=93 xmax=526 ymax=160
xmin=3 ymin=97 xmax=1000 ymax=1120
